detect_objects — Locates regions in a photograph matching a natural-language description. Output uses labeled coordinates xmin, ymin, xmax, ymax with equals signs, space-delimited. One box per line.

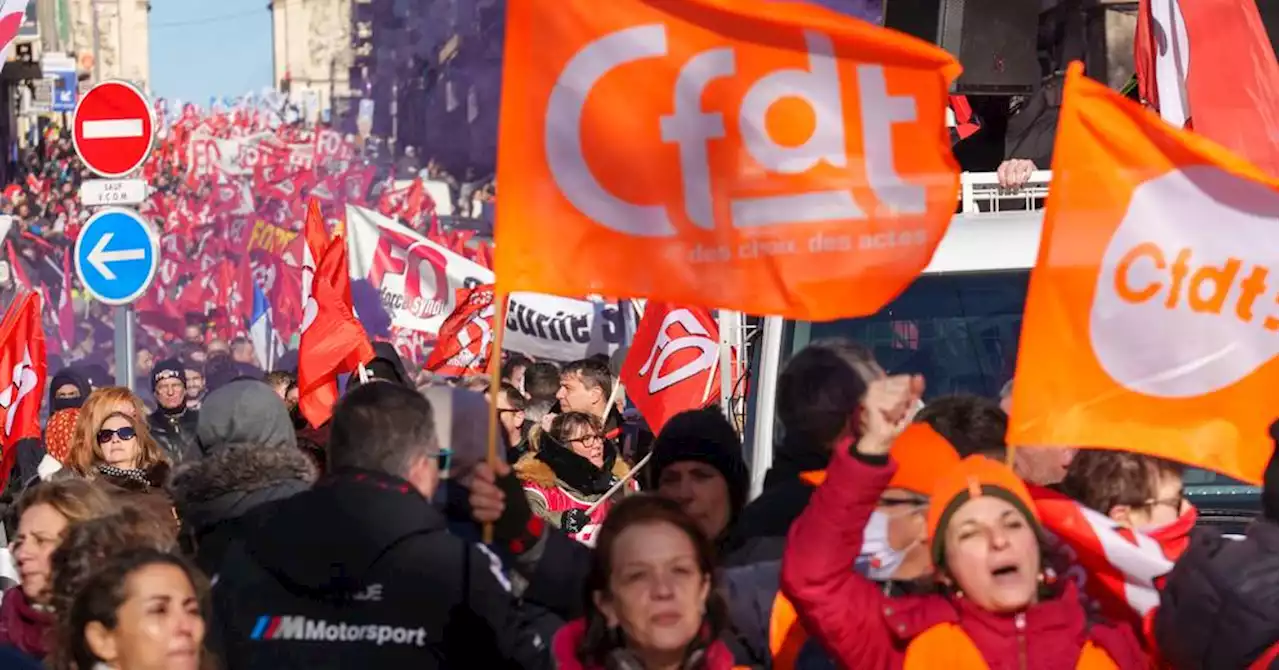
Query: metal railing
xmin=959 ymin=170 xmax=1053 ymax=214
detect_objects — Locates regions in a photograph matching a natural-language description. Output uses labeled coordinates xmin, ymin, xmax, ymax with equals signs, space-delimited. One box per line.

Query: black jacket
xmin=720 ymin=440 xmax=828 ymax=567
xmin=210 ymin=469 xmax=548 ymax=669
xmin=1155 ymin=520 xmax=1279 ymax=669
xmin=148 ymin=407 xmax=201 ymax=464
xmin=168 ymin=444 xmax=315 ymax=576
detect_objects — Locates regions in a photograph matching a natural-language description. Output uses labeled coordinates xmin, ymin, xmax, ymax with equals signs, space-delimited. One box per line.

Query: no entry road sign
xmin=74 ymin=208 xmax=159 ymax=305
xmin=73 ymin=80 xmax=155 ymax=179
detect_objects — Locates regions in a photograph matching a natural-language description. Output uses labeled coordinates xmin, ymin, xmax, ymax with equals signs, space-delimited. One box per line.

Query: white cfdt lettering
xmin=662 ymin=47 xmax=736 ymax=231
xmin=547 ymin=26 xmax=675 ymax=237
xmin=1090 ymin=166 xmax=1278 ymax=398
xmin=548 ymin=27 xmax=923 ymax=235
xmin=730 ymin=32 xmax=864 ymax=228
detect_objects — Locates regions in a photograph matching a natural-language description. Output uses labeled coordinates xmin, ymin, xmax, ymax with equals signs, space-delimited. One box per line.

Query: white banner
xmin=187 ymin=131 xmax=315 ymax=178
xmin=345 ymin=205 xmax=624 ymax=361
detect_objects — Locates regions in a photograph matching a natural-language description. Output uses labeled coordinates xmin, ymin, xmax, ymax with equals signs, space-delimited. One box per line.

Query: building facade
xmin=272 ymin=0 xmax=353 ymax=120
xmin=61 ymin=0 xmax=150 ymax=89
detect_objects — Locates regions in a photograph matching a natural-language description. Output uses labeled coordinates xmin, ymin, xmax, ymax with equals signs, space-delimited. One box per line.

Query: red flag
xmin=620 ymin=303 xmax=725 ymax=433
xmin=424 ymin=285 xmax=496 ymax=376
xmin=0 ymin=292 xmax=47 ymax=486
xmin=298 ymin=236 xmax=375 ymax=428
xmin=1134 ymin=0 xmax=1279 ymax=176
xmin=302 ymin=198 xmax=328 ymax=308
xmin=1033 ymin=487 xmax=1193 ymax=642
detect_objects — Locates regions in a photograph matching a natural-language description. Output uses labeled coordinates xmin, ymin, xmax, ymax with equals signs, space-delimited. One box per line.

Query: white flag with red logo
xmin=1032 ymin=487 xmax=1192 ymax=637
xmin=424 ymin=284 xmax=495 ymax=377
xmin=0 ymin=291 xmax=45 ymax=484
xmin=620 ymin=303 xmax=730 ymax=433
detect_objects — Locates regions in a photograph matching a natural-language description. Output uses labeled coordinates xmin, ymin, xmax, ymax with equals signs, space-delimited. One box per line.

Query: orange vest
xmin=766 ymin=470 xmax=831 ymax=670
xmin=902 ymin=622 xmax=1118 ymax=670
xmin=768 ymin=592 xmax=807 ymax=670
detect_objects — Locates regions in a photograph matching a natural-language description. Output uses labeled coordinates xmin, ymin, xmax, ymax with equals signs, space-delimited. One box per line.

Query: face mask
xmin=1137 ymin=505 xmax=1198 ymax=556
xmin=855 ymin=509 xmax=922 ymax=581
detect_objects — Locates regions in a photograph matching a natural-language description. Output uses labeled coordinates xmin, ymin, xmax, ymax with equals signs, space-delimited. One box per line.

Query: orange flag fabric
xmin=298 ymin=236 xmax=376 ymax=428
xmin=494 ymin=0 xmax=960 ymax=320
xmin=1009 ymin=63 xmax=1278 ymax=485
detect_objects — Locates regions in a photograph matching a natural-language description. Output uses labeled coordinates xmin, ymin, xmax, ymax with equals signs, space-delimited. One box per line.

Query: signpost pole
xmin=113 ymin=304 xmax=135 ymax=390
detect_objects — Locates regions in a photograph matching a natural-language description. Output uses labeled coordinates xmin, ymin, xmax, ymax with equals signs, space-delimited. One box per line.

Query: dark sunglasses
xmin=96 ymin=427 xmax=136 ymax=444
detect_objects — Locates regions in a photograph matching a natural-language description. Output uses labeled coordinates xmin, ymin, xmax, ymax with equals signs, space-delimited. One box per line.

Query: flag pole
xmin=482 ymin=290 xmax=509 ymax=545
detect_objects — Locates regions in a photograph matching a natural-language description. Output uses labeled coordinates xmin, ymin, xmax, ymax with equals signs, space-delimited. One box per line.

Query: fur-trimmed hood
xmin=168 ymin=445 xmax=317 ymax=533
xmin=514 ymin=451 xmax=631 ymax=491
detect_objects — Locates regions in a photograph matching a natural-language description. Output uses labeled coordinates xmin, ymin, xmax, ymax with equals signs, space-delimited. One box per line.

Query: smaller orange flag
xmin=1009 ymin=63 xmax=1278 ymax=484
xmin=494 ymin=0 xmax=960 ymax=320
xmin=298 ymin=236 xmax=375 ymax=428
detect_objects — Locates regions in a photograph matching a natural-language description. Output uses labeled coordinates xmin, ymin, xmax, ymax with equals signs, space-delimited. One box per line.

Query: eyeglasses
xmin=96 ymin=427 xmax=136 ymax=444
xmin=1139 ymin=492 xmax=1184 ymax=512
xmin=435 ymin=448 xmax=453 ymax=479
xmin=568 ymin=434 xmax=604 ymax=449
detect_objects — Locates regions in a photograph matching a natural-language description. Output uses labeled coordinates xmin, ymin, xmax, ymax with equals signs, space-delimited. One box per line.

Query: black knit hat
xmin=649 ymin=407 xmax=749 ymax=523
xmin=151 ymin=358 xmax=186 ymax=392
xmin=1264 ymin=420 xmax=1277 ymax=523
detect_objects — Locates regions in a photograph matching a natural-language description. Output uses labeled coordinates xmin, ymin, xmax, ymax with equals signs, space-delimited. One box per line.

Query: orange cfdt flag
xmin=494 ymin=0 xmax=960 ymax=320
xmin=1009 ymin=63 xmax=1278 ymax=485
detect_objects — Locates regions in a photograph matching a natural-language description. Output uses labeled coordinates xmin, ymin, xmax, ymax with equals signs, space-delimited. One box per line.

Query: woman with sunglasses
xmin=515 ymin=411 xmax=636 ymax=546
xmin=85 ymin=412 xmax=176 ymax=532
xmin=68 ymin=387 xmax=150 ymax=478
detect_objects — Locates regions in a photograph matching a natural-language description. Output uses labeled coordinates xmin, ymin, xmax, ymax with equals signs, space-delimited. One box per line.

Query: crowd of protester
xmin=0 ymin=67 xmax=1267 ymax=670
xmin=0 ymin=332 xmax=1268 ymax=669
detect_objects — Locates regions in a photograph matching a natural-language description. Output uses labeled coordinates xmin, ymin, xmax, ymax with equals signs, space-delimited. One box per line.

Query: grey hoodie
xmin=196 ymin=379 xmax=297 ymax=454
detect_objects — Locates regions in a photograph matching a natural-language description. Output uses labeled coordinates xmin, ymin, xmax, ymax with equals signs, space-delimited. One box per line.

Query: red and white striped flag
xmin=1032 ymin=487 xmax=1194 ymax=630
xmin=424 ymin=284 xmax=496 ymax=377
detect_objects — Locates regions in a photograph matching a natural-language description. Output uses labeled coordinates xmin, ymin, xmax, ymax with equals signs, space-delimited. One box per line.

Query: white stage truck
xmin=741 ymin=171 xmax=1261 ymax=535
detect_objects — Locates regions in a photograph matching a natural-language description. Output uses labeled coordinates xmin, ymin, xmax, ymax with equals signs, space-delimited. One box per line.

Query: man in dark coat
xmin=210 ymin=382 xmax=548 ymax=668
xmin=147 ymin=359 xmax=201 ymax=464
xmin=1154 ymin=421 xmax=1279 ymax=670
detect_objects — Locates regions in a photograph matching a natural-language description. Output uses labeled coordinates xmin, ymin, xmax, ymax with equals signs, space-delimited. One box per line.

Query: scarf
xmin=536 ymin=438 xmax=618 ymax=496
xmin=0 ymin=588 xmax=52 ymax=658
xmin=96 ymin=463 xmax=149 ymax=485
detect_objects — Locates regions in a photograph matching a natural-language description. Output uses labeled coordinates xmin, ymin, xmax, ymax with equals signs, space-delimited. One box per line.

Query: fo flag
xmin=620 ymin=303 xmax=726 ymax=433
xmin=298 ymin=237 xmax=375 ymax=428
xmin=0 ymin=292 xmax=45 ymax=486
xmin=425 ymin=285 xmax=496 ymax=377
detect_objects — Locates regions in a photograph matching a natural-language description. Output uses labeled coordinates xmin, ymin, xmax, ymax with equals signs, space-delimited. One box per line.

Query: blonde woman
xmin=81 ymin=410 xmax=175 ymax=532
xmin=68 ymin=387 xmax=150 ymax=478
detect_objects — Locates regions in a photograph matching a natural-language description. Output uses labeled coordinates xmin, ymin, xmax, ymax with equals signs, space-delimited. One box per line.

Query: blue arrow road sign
xmin=74 ymin=208 xmax=159 ymax=306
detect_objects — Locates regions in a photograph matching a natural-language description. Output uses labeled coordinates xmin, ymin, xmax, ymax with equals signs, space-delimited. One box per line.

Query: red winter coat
xmin=779 ymin=447 xmax=1148 ymax=670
